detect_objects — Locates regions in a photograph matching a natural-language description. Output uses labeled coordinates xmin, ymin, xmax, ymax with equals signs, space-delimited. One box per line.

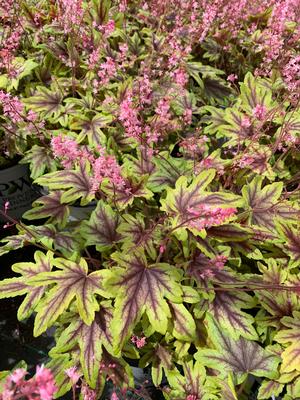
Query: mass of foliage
xmin=0 ymin=0 xmax=300 ymax=399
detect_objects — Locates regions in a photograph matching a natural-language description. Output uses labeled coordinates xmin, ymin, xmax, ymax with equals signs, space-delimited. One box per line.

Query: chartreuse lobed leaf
xmin=275 ymin=311 xmax=300 ymax=373
xmin=257 ymin=379 xmax=284 ymax=399
xmin=106 ymin=251 xmax=182 ymax=354
xmin=195 ymin=315 xmax=280 ymax=383
xmin=81 ymin=200 xmax=122 ymax=251
xmin=116 ymin=213 xmax=161 ymax=259
xmin=207 ymin=290 xmax=258 ymax=340
xmin=28 ymin=257 xmax=109 ymax=336
xmin=51 ymin=303 xmax=114 ymax=389
xmin=164 ymin=360 xmax=212 ymax=400
xmin=35 ymin=162 xmax=94 ymax=206
xmin=241 ymin=176 xmax=299 ymax=231
xmin=21 ymin=145 xmax=57 ymax=179
xmin=0 ymin=251 xmax=53 ymax=320
xmin=161 ymin=170 xmax=243 ymax=236
xmin=23 ymin=191 xmax=69 ymax=227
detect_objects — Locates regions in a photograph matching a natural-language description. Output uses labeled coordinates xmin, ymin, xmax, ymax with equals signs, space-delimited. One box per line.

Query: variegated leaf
xmin=195 ymin=315 xmax=280 ymax=382
xmin=28 ymin=257 xmax=108 ymax=336
xmin=0 ymin=251 xmax=53 ymax=320
xmin=35 ymin=162 xmax=94 ymax=205
xmin=81 ymin=200 xmax=122 ymax=251
xmin=107 ymin=251 xmax=182 ymax=353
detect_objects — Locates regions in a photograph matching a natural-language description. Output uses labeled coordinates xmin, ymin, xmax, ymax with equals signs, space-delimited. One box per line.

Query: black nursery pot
xmin=0 ymin=163 xmax=40 ymax=222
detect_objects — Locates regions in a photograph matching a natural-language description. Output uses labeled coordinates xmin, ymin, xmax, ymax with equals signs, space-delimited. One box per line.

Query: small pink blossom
xmin=252 ymin=104 xmax=267 ymax=120
xmin=227 ymin=74 xmax=238 ymax=82
xmin=111 ymin=392 xmax=119 ymax=400
xmin=131 ymin=335 xmax=147 ymax=348
xmin=65 ymin=366 xmax=82 ymax=385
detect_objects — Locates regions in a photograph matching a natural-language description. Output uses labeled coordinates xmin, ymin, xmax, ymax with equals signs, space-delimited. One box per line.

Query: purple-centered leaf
xmin=70 ymin=113 xmax=112 ymax=146
xmin=81 ymin=200 xmax=122 ymax=251
xmin=107 ymin=251 xmax=182 ymax=353
xmin=35 ymin=162 xmax=94 ymax=205
xmin=117 ymin=213 xmax=161 ymax=259
xmin=29 ymin=257 xmax=108 ymax=336
xmin=147 ymin=152 xmax=193 ymax=192
xmin=0 ymin=251 xmax=53 ymax=320
xmin=46 ymin=355 xmax=73 ymax=399
xmin=23 ymin=191 xmax=69 ymax=226
xmin=277 ymin=224 xmax=300 ymax=266
xmin=275 ymin=311 xmax=300 ymax=373
xmin=207 ymin=290 xmax=258 ymax=340
xmin=161 ymin=171 xmax=243 ymax=235
xmin=0 ymin=233 xmax=30 ymax=256
xmin=195 ymin=315 xmax=280 ymax=381
xmin=23 ymin=84 xmax=64 ymax=119
xmin=242 ymin=176 xmax=299 ymax=230
xmin=257 ymin=379 xmax=284 ymax=399
xmin=21 ymin=145 xmax=57 ymax=179
xmin=256 ymin=289 xmax=299 ymax=329
xmin=165 ymin=360 xmax=207 ymax=400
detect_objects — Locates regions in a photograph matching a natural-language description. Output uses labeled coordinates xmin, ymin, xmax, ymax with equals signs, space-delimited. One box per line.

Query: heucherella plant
xmin=0 ymin=0 xmax=300 ymax=399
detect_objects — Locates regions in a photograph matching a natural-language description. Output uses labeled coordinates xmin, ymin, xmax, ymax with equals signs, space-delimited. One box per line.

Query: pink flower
xmin=252 ymin=104 xmax=267 ymax=120
xmin=227 ymin=74 xmax=238 ymax=82
xmin=0 ymin=91 xmax=23 ymax=123
xmin=131 ymin=335 xmax=147 ymax=348
xmin=65 ymin=366 xmax=82 ymax=385
xmin=9 ymin=369 xmax=27 ymax=384
xmin=111 ymin=392 xmax=119 ymax=400
xmin=186 ymin=204 xmax=236 ymax=231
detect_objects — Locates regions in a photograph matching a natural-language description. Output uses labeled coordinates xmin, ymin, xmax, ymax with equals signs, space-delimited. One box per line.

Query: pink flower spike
xmin=227 ymin=74 xmax=238 ymax=82
xmin=9 ymin=368 xmax=27 ymax=384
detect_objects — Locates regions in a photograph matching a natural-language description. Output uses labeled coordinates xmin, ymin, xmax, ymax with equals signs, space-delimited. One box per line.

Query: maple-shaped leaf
xmin=117 ymin=213 xmax=161 ymax=259
xmin=106 ymin=251 xmax=182 ymax=353
xmin=23 ymin=83 xmax=64 ymax=119
xmin=23 ymin=191 xmax=69 ymax=227
xmin=195 ymin=315 xmax=280 ymax=382
xmin=147 ymin=152 xmax=193 ymax=193
xmin=81 ymin=200 xmax=122 ymax=251
xmin=35 ymin=162 xmax=94 ymax=206
xmin=0 ymin=233 xmax=31 ymax=256
xmin=28 ymin=257 xmax=108 ymax=336
xmin=277 ymin=224 xmax=300 ymax=267
xmin=219 ymin=108 xmax=255 ymax=145
xmin=0 ymin=251 xmax=53 ymax=320
xmin=161 ymin=171 xmax=243 ymax=236
xmin=241 ymin=176 xmax=299 ymax=231
xmin=257 ymin=379 xmax=284 ymax=400
xmin=200 ymin=105 xmax=225 ymax=135
xmin=207 ymin=290 xmax=258 ymax=340
xmin=164 ymin=360 xmax=209 ymax=400
xmin=52 ymin=303 xmax=113 ymax=388
xmin=275 ymin=311 xmax=300 ymax=373
xmin=69 ymin=113 xmax=112 ymax=146
xmin=258 ymin=288 xmax=300 ymax=330
xmin=21 ymin=145 xmax=57 ymax=179
xmin=240 ymin=72 xmax=276 ymax=115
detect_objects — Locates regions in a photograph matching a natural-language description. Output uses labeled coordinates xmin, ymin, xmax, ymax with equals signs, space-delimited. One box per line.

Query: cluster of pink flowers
xmin=119 ymin=91 xmax=143 ymax=140
xmin=97 ymin=57 xmax=117 ymax=85
xmin=252 ymin=104 xmax=267 ymax=121
xmin=180 ymin=135 xmax=208 ymax=156
xmin=51 ymin=135 xmax=82 ymax=169
xmin=57 ymin=0 xmax=84 ymax=34
xmin=186 ymin=394 xmax=198 ymax=400
xmin=282 ymin=55 xmax=300 ymax=101
xmin=0 ymin=366 xmax=57 ymax=400
xmin=0 ymin=91 xmax=24 ymax=123
xmin=186 ymin=204 xmax=236 ymax=231
xmin=131 ymin=335 xmax=147 ymax=348
xmin=199 ymin=255 xmax=228 ymax=279
xmin=90 ymin=149 xmax=125 ymax=193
